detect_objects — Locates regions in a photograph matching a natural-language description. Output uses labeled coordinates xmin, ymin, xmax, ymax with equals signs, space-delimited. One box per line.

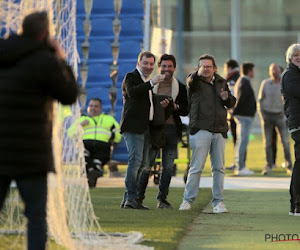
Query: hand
xmin=160 ymin=98 xmax=170 ymax=108
xmin=220 ymin=88 xmax=228 ymax=101
xmin=152 ymin=74 xmax=166 ymax=85
xmin=80 ymin=120 xmax=89 ymax=126
xmin=47 ymin=38 xmax=66 ymax=60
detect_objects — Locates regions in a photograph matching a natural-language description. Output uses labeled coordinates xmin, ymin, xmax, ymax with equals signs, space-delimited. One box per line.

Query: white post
xmin=158 ymin=0 xmax=166 ymax=54
xmin=143 ymin=0 xmax=151 ymax=51
xmin=231 ymin=0 xmax=240 ymax=62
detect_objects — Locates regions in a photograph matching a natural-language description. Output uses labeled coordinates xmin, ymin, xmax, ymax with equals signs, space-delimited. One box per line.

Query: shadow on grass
xmin=90 ymin=187 xmax=212 ymax=249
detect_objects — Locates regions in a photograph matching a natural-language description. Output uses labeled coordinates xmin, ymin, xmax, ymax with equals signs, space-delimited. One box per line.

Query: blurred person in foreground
xmin=0 ymin=11 xmax=78 ymax=250
xmin=179 ymin=54 xmax=236 ymax=212
xmin=119 ymin=51 xmax=166 ymax=209
xmin=281 ymin=43 xmax=300 ymax=216
xmin=136 ymin=54 xmax=188 ymax=209
xmin=258 ymin=63 xmax=292 ymax=175
xmin=233 ymin=63 xmax=256 ymax=176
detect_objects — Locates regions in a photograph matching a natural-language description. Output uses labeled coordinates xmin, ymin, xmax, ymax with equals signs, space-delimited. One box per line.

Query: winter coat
xmin=187 ymin=72 xmax=236 ymax=136
xmin=281 ymin=63 xmax=300 ymax=130
xmin=0 ymin=35 xmax=78 ymax=177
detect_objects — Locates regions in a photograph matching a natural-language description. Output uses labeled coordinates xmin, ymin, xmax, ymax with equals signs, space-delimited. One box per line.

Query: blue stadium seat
xmin=90 ymin=0 xmax=115 ymax=19
xmin=115 ymin=62 xmax=136 ymax=87
xmin=111 ymin=109 xmax=128 ymax=162
xmin=119 ymin=0 xmax=144 ymax=19
xmin=76 ymin=0 xmax=86 ymax=19
xmin=76 ymin=42 xmax=84 ymax=64
xmin=76 ymin=18 xmax=85 ymax=43
xmin=116 ymin=87 xmax=123 ymax=107
xmin=86 ymin=40 xmax=113 ymax=65
xmin=86 ymin=63 xmax=112 ymax=88
xmin=77 ymin=67 xmax=83 ymax=87
xmin=89 ymin=18 xmax=115 ymax=42
xmin=117 ymin=40 xmax=141 ymax=64
xmin=119 ymin=18 xmax=144 ymax=41
xmin=85 ymin=87 xmax=111 ymax=113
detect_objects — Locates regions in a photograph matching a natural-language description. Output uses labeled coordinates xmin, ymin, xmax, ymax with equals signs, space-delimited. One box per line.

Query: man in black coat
xmin=0 ymin=11 xmax=78 ymax=250
xmin=137 ymin=54 xmax=188 ymax=209
xmin=120 ymin=51 xmax=165 ymax=209
xmin=281 ymin=43 xmax=300 ymax=216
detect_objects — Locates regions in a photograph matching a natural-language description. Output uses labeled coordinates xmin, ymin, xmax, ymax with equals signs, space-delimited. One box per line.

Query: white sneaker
xmin=213 ymin=202 xmax=228 ymax=213
xmin=234 ymin=167 xmax=254 ymax=176
xmin=179 ymin=200 xmax=192 ymax=210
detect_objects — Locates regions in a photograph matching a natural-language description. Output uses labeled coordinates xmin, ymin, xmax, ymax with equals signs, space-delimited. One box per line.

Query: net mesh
xmin=0 ymin=0 xmax=150 ymax=249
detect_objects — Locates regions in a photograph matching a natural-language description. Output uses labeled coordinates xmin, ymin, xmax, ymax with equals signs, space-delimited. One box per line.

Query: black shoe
xmin=87 ymin=169 xmax=101 ymax=187
xmin=124 ymin=199 xmax=149 ymax=210
xmin=225 ymin=164 xmax=235 ymax=170
xmin=157 ymin=200 xmax=173 ymax=209
xmin=295 ymin=206 xmax=300 ymax=216
xmin=120 ymin=199 xmax=125 ymax=208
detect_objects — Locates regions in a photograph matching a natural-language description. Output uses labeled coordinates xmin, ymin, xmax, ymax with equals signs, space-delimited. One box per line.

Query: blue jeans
xmin=123 ymin=129 xmax=150 ymax=201
xmin=0 ymin=174 xmax=48 ymax=250
xmin=138 ymin=124 xmax=179 ymax=201
xmin=260 ymin=113 xmax=292 ymax=167
xmin=234 ymin=115 xmax=254 ymax=170
xmin=183 ymin=130 xmax=226 ymax=207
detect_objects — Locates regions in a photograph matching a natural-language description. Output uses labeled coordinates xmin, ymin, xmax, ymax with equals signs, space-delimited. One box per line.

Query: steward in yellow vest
xmin=69 ymin=98 xmax=121 ymax=187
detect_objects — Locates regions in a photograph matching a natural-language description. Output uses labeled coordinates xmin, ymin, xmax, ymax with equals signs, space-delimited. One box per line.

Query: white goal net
xmin=0 ymin=0 xmax=148 ymax=249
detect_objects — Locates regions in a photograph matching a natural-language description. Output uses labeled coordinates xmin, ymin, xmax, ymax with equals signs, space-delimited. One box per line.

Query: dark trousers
xmin=291 ymin=131 xmax=300 ymax=207
xmin=0 ymin=174 xmax=47 ymax=250
xmin=84 ymin=140 xmax=111 ymax=187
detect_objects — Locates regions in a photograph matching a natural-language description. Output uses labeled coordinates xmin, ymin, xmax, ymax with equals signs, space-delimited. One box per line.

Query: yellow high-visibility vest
xmin=68 ymin=113 xmax=121 ymax=143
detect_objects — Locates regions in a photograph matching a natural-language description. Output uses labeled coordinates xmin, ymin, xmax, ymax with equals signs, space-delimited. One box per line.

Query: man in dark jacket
xmin=281 ymin=43 xmax=300 ymax=216
xmin=120 ymin=51 xmax=165 ymax=209
xmin=137 ymin=54 xmax=188 ymax=209
xmin=224 ymin=59 xmax=240 ymax=170
xmin=0 ymin=11 xmax=78 ymax=250
xmin=233 ymin=62 xmax=256 ymax=176
xmin=179 ymin=54 xmax=236 ymax=212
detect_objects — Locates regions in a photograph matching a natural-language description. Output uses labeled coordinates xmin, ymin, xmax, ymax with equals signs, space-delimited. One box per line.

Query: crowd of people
xmin=1 ymin=10 xmax=300 ymax=249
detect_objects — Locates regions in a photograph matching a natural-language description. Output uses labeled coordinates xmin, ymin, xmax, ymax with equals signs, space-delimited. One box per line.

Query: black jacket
xmin=281 ymin=63 xmax=300 ymax=130
xmin=187 ymin=72 xmax=236 ymax=135
xmin=120 ymin=69 xmax=153 ymax=134
xmin=233 ymin=76 xmax=257 ymax=117
xmin=0 ymin=35 xmax=78 ymax=177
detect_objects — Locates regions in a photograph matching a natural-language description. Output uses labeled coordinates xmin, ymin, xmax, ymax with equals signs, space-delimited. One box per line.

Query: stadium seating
xmin=119 ymin=0 xmax=144 ymax=19
xmin=86 ymin=40 xmax=113 ymax=65
xmin=117 ymin=40 xmax=141 ymax=64
xmin=115 ymin=62 xmax=136 ymax=87
xmin=76 ymin=18 xmax=86 ymax=43
xmin=89 ymin=18 xmax=115 ymax=42
xmin=76 ymin=0 xmax=86 ymax=19
xmin=85 ymin=63 xmax=112 ymax=88
xmin=119 ymin=18 xmax=144 ymax=42
xmin=90 ymin=0 xmax=115 ymax=19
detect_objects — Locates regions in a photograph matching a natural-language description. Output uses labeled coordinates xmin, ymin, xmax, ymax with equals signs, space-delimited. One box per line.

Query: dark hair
xmin=157 ymin=54 xmax=176 ymax=68
xmin=89 ymin=98 xmax=102 ymax=106
xmin=22 ymin=11 xmax=49 ymax=39
xmin=224 ymin=59 xmax=239 ymax=69
xmin=241 ymin=63 xmax=255 ymax=75
xmin=138 ymin=51 xmax=155 ymax=63
xmin=197 ymin=54 xmax=217 ymax=69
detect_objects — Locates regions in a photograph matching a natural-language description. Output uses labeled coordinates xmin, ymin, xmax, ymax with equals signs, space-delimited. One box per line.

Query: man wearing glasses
xmin=179 ymin=54 xmax=236 ymax=213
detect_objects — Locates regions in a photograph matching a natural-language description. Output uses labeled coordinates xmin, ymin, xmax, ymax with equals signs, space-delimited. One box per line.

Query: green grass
xmin=90 ymin=187 xmax=212 ymax=250
xmin=178 ymin=189 xmax=300 ymax=250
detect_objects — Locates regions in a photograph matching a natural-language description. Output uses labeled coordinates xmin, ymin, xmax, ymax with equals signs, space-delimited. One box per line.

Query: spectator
xmin=68 ymin=98 xmax=122 ymax=187
xmin=179 ymin=54 xmax=236 ymax=212
xmin=137 ymin=54 xmax=188 ymax=209
xmin=233 ymin=63 xmax=256 ymax=176
xmin=119 ymin=51 xmax=166 ymax=209
xmin=258 ymin=63 xmax=292 ymax=175
xmin=0 ymin=11 xmax=78 ymax=250
xmin=224 ymin=59 xmax=240 ymax=170
xmin=281 ymin=43 xmax=300 ymax=216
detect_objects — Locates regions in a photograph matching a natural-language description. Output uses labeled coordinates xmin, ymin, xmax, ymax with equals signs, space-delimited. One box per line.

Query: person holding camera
xmin=137 ymin=54 xmax=188 ymax=209
xmin=179 ymin=54 xmax=236 ymax=212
